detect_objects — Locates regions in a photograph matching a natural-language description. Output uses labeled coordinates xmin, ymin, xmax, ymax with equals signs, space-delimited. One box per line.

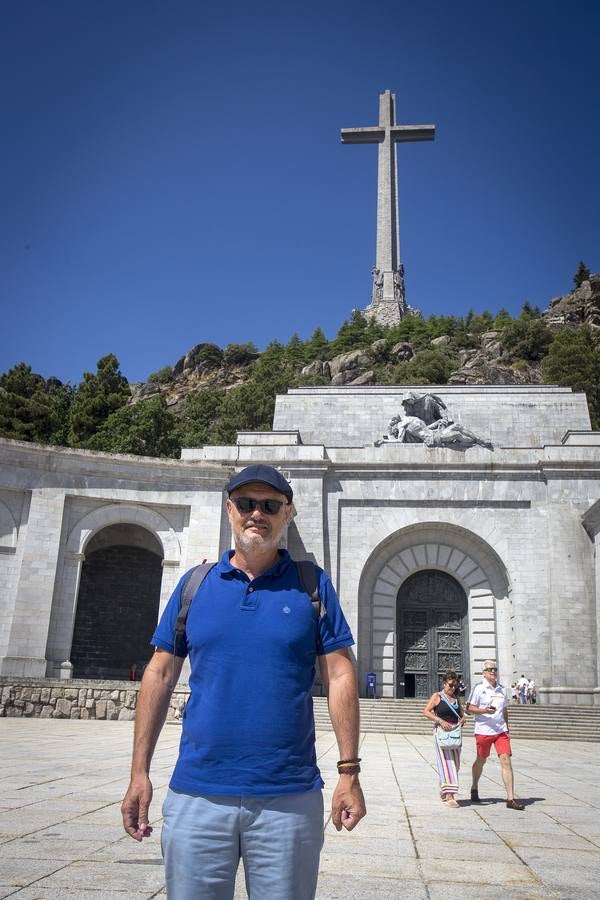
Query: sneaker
xmin=470 ymin=788 xmax=481 ymax=803
xmin=506 ymin=799 xmax=525 ymax=810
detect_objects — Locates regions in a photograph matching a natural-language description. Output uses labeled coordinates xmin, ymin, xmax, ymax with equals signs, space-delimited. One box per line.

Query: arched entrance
xmin=397 ymin=570 xmax=468 ymax=698
xmin=357 ymin=522 xmax=512 ymax=699
xmin=70 ymin=524 xmax=163 ymax=679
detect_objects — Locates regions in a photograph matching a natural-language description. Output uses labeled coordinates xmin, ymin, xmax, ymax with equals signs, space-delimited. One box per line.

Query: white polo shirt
xmin=468 ymin=680 xmax=508 ymax=735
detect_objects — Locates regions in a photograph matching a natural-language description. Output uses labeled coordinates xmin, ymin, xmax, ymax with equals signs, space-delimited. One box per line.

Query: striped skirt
xmin=433 ymin=728 xmax=461 ymax=795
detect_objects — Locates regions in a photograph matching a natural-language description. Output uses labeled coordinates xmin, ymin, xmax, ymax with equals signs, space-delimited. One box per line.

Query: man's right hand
xmin=121 ymin=775 xmax=154 ymax=841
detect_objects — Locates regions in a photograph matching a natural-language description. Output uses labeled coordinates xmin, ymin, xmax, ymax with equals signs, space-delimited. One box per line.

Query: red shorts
xmin=475 ymin=732 xmax=512 ymax=758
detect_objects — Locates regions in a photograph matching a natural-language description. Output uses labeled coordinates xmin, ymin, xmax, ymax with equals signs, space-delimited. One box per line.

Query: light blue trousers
xmin=161 ymin=789 xmax=324 ymax=900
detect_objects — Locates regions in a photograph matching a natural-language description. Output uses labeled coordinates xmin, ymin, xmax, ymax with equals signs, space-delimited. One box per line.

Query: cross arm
xmin=341 ymin=127 xmax=385 ymax=144
xmin=390 ymin=125 xmax=435 ymax=143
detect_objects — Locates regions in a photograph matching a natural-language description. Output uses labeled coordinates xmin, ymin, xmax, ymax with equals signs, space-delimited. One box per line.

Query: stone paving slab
xmin=1 ymin=721 xmax=599 ymax=898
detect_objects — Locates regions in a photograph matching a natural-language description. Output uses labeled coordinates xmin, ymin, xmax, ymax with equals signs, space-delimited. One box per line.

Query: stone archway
xmin=45 ymin=502 xmax=184 ymax=677
xmin=65 ymin=502 xmax=181 ymax=562
xmin=70 ymin=524 xmax=163 ymax=679
xmin=357 ymin=522 xmax=511 ymax=698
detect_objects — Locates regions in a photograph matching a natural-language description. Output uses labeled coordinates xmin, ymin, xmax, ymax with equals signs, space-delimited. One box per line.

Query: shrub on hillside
xmin=501 ymin=319 xmax=553 ymax=362
xmin=148 ymin=365 xmax=173 ymax=384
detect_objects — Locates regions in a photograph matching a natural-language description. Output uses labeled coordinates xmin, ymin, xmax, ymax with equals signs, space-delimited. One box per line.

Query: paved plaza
xmin=0 ymin=720 xmax=599 ymax=899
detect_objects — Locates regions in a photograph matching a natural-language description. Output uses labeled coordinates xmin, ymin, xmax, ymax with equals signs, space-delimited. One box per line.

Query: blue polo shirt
xmin=152 ymin=549 xmax=354 ymax=796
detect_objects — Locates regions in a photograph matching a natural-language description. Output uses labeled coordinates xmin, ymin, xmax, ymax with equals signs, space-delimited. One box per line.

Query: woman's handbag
xmin=437 ymin=723 xmax=462 ymax=748
xmin=436 ymin=694 xmax=463 ymax=749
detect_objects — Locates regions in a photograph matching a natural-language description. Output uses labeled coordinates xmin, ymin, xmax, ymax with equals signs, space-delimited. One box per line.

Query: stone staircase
xmin=313 ymin=698 xmax=600 ymax=741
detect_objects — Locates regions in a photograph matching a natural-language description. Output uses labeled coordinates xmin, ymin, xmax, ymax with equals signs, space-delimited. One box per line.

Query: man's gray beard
xmin=234 ymin=528 xmax=281 ymax=553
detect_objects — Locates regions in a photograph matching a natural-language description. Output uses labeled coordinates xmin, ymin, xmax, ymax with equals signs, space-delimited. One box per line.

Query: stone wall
xmin=0 ymin=677 xmax=190 ymax=721
xmin=272 ymin=384 xmax=591 ymax=448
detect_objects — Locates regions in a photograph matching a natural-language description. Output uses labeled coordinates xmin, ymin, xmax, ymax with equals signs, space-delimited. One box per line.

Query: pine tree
xmin=331 ymin=310 xmax=368 ymax=355
xmin=178 ymin=389 xmax=225 ymax=448
xmin=304 ymin=327 xmax=330 ymax=361
xmin=542 ymin=327 xmax=600 ymax=426
xmin=520 ymin=301 xmax=541 ymax=319
xmin=67 ymin=354 xmax=130 ymax=447
xmin=493 ymin=308 xmax=512 ymax=330
xmin=502 ymin=319 xmax=553 ymax=361
xmin=573 ymin=261 xmax=591 ymax=289
xmin=0 ymin=364 xmax=73 ymax=444
xmin=88 ymin=395 xmax=180 ymax=457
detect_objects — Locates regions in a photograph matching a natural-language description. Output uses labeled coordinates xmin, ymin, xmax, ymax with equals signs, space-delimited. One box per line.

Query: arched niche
xmin=70 ymin=523 xmax=163 ymax=679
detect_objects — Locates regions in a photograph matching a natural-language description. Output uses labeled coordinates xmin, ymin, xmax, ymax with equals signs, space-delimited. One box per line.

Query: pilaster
xmin=0 ymin=489 xmax=66 ymax=677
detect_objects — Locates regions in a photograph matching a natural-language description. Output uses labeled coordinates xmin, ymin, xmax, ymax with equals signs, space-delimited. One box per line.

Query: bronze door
xmin=396 ymin=570 xmax=468 ymax=698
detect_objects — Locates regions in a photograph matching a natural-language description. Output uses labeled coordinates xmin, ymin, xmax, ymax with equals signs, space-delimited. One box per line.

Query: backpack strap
xmin=172 ymin=559 xmax=325 ymax=660
xmin=296 ymin=559 xmax=326 ymax=620
xmin=173 ymin=561 xmax=216 ymax=657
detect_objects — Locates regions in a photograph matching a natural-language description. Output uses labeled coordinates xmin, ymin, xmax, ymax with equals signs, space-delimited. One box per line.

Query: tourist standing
xmin=528 ymin=678 xmax=536 ymax=704
xmin=467 ymin=660 xmax=524 ymax=810
xmin=517 ymin=674 xmax=528 ymax=704
xmin=423 ymin=669 xmax=465 ymax=807
xmin=121 ymin=464 xmax=366 ymax=899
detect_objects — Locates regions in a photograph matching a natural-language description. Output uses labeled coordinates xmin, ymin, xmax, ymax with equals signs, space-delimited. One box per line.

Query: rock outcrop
xmin=329 ymin=350 xmax=372 ymax=385
xmin=448 ymin=329 xmax=541 ymax=385
xmin=390 ymin=341 xmax=414 ymax=362
xmin=543 ymin=276 xmax=600 ymax=331
xmin=300 ymin=360 xmax=331 ymax=379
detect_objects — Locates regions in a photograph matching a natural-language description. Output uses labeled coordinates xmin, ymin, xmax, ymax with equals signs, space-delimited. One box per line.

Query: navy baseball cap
xmin=226 ymin=465 xmax=293 ymax=501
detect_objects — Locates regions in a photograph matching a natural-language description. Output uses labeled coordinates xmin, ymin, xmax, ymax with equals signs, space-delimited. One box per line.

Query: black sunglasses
xmin=483 ymin=667 xmax=498 ymax=672
xmin=231 ymin=497 xmax=288 ymax=516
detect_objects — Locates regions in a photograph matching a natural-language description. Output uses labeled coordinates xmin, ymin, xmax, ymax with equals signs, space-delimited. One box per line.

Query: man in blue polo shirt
xmin=121 ymin=464 xmax=366 ymax=899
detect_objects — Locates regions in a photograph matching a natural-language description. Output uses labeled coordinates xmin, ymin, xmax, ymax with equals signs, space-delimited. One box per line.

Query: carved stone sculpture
xmin=372 ymin=266 xmax=384 ymax=301
xmin=401 ymin=391 xmax=447 ymax=425
xmin=393 ymin=265 xmax=405 ymax=300
xmin=375 ymin=392 xmax=493 ymax=451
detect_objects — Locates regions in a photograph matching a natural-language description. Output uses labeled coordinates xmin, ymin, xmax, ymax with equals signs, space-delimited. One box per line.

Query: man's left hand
xmin=331 ymin=776 xmax=366 ymax=832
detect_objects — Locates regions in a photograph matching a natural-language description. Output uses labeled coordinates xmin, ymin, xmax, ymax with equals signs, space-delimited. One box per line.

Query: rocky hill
xmin=129 ymin=274 xmax=600 ymax=407
xmin=3 ymin=272 xmax=598 ymax=456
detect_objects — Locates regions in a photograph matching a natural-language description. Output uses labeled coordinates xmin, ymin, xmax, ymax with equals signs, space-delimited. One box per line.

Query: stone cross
xmin=342 ymin=90 xmax=435 ymax=323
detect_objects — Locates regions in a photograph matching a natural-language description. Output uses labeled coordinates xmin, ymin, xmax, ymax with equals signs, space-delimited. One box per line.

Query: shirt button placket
xmin=241 ymin=584 xmax=258 ymax=610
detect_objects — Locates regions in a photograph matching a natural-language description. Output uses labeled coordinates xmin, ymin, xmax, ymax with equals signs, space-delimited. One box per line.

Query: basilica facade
xmin=1 ymin=383 xmax=599 ymax=706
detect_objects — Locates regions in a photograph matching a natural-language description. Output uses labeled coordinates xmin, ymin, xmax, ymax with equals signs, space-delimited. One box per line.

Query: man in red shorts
xmin=467 ymin=659 xmax=524 ymax=810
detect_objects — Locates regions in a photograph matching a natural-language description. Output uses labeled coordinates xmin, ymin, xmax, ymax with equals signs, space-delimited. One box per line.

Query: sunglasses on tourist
xmin=231 ymin=497 xmax=288 ymax=515
xmin=483 ymin=667 xmax=498 ymax=672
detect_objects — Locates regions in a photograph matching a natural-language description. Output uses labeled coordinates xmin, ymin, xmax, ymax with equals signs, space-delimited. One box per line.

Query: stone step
xmin=312 ymin=698 xmax=600 ymax=741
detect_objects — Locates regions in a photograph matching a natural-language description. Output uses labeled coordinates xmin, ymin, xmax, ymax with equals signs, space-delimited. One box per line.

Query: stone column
xmin=542 ymin=504 xmax=597 ymax=704
xmin=0 ymin=489 xmax=66 ymax=677
xmin=582 ymin=501 xmax=600 ymax=707
xmin=44 ymin=550 xmax=85 ymax=677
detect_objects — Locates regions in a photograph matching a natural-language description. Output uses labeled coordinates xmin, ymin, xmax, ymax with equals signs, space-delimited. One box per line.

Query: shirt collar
xmin=217 ymin=548 xmax=293 ymax=580
xmin=481 ymin=679 xmax=505 ymax=690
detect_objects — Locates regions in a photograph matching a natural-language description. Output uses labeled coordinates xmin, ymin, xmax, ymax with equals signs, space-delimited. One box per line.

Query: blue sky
xmin=1 ymin=1 xmax=599 ymax=384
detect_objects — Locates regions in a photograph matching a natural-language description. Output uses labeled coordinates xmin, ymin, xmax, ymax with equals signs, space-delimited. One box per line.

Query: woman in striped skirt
xmin=423 ymin=669 xmax=465 ymax=807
